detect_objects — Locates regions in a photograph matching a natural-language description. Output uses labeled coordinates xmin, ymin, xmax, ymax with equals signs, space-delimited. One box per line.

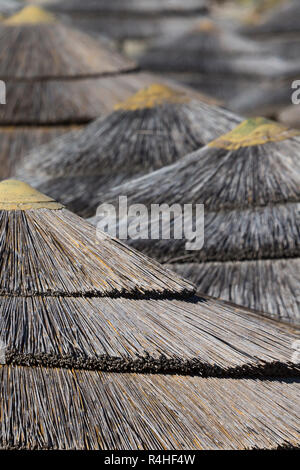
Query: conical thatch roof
xmin=0 ymin=5 xmax=135 ymax=79
xmin=0 ymin=5 xmax=137 ymax=125
xmin=92 ymin=118 xmax=300 ymax=324
xmin=0 ymin=5 xmax=130 ymax=178
xmin=32 ymin=0 xmax=209 ymax=42
xmin=278 ymin=104 xmax=300 ymax=130
xmin=16 ymin=83 xmax=241 ymax=217
xmin=243 ymin=0 xmax=300 ymax=36
xmin=0 ymin=6 xmax=212 ymax=178
xmin=230 ymin=78 xmax=293 ymax=117
xmin=140 ymin=18 xmax=298 ymax=79
xmin=0 ymin=126 xmax=74 ymax=180
xmin=1 ymin=179 xmax=300 ymax=450
xmin=40 ymin=0 xmax=208 ymax=15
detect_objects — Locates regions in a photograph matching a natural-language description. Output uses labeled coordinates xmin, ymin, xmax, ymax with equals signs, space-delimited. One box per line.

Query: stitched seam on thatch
xmin=3 ymin=67 xmax=140 ymax=82
xmin=0 ymin=290 xmax=197 ymax=300
xmin=4 ymin=353 xmax=300 ymax=378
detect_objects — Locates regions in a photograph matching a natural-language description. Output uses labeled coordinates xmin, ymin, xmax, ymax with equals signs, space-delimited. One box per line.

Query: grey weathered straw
xmin=0 ymin=5 xmax=139 ymax=125
xmin=0 ymin=5 xmax=131 ymax=178
xmin=140 ymin=18 xmax=298 ymax=79
xmin=1 ymin=367 xmax=300 ymax=450
xmin=139 ymin=17 xmax=300 ymax=109
xmin=92 ymin=118 xmax=300 ymax=324
xmin=35 ymin=0 xmax=209 ymax=42
xmin=0 ymin=5 xmax=135 ymax=79
xmin=230 ymin=78 xmax=294 ymax=117
xmin=242 ymin=0 xmax=300 ymax=37
xmin=1 ymin=179 xmax=300 ymax=450
xmin=41 ymin=0 xmax=208 ymax=15
xmin=171 ymin=259 xmax=300 ymax=326
xmin=16 ymin=83 xmax=241 ymax=216
xmin=0 ymin=126 xmax=74 ymax=180
xmin=2 ymin=7 xmax=210 ymax=178
xmin=0 ymin=179 xmax=299 ymax=375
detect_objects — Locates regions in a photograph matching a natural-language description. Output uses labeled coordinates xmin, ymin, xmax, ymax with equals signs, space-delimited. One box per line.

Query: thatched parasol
xmin=139 ymin=17 xmax=300 ymax=107
xmin=229 ymin=77 xmax=296 ymax=118
xmin=30 ymin=0 xmax=209 ymax=42
xmin=278 ymin=104 xmax=300 ymax=130
xmin=0 ymin=5 xmax=128 ymax=178
xmin=0 ymin=5 xmax=138 ymax=122
xmin=0 ymin=179 xmax=300 ymax=450
xmin=2 ymin=6 xmax=196 ymax=178
xmin=92 ymin=118 xmax=300 ymax=324
xmin=140 ymin=18 xmax=298 ymax=77
xmin=16 ymin=83 xmax=241 ymax=217
xmin=0 ymin=126 xmax=75 ymax=181
xmin=242 ymin=0 xmax=300 ymax=37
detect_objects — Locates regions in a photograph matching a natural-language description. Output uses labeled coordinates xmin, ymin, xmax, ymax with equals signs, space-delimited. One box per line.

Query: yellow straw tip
xmin=192 ymin=19 xmax=218 ymax=33
xmin=114 ymin=84 xmax=189 ymax=111
xmin=209 ymin=117 xmax=300 ymax=150
xmin=4 ymin=6 xmax=55 ymax=25
xmin=0 ymin=180 xmax=63 ymax=210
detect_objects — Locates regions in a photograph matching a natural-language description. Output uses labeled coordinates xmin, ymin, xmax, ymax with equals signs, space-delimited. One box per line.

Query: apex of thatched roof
xmin=114 ymin=83 xmax=189 ymax=111
xmin=0 ymin=179 xmax=63 ymax=210
xmin=95 ymin=116 xmax=300 ymax=214
xmin=209 ymin=117 xmax=300 ymax=150
xmin=0 ymin=7 xmax=136 ymax=80
xmin=4 ymin=5 xmax=55 ymax=24
xmin=16 ymin=83 xmax=241 ymax=216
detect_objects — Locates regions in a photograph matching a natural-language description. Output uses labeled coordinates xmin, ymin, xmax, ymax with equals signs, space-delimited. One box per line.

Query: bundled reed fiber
xmin=92 ymin=118 xmax=300 ymax=324
xmin=0 ymin=6 xmax=135 ymax=79
xmin=0 ymin=126 xmax=74 ymax=180
xmin=40 ymin=0 xmax=208 ymax=15
xmin=1 ymin=180 xmax=299 ymax=374
xmin=140 ymin=18 xmax=298 ymax=79
xmin=278 ymin=105 xmax=300 ymax=130
xmin=0 ymin=73 xmax=218 ymax=126
xmin=96 ymin=118 xmax=300 ymax=214
xmin=1 ymin=367 xmax=300 ymax=450
xmin=230 ymin=78 xmax=295 ymax=117
xmin=0 ymin=179 xmax=300 ymax=450
xmin=242 ymin=0 xmax=300 ymax=37
xmin=170 ymin=259 xmax=300 ymax=326
xmin=1 ymin=7 xmax=198 ymax=178
xmin=16 ymin=83 xmax=241 ymax=217
xmin=34 ymin=0 xmax=208 ymax=42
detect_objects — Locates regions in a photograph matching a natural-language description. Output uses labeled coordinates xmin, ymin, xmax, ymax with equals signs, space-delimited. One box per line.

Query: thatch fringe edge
xmin=5 ymin=352 xmax=300 ymax=378
xmin=0 ymin=290 xmax=197 ymax=300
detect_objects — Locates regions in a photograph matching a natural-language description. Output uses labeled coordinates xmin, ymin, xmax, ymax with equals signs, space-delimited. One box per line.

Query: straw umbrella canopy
xmin=30 ymin=0 xmax=209 ymax=42
xmin=16 ymin=83 xmax=241 ymax=217
xmin=92 ymin=118 xmax=300 ymax=325
xmin=140 ymin=17 xmax=300 ymax=105
xmin=0 ymin=6 xmax=184 ymax=179
xmin=242 ymin=0 xmax=300 ymax=37
xmin=140 ymin=18 xmax=298 ymax=77
xmin=0 ymin=179 xmax=300 ymax=450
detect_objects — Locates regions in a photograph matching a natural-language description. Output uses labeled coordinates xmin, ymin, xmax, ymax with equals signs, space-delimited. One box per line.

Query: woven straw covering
xmin=93 ymin=118 xmax=300 ymax=324
xmin=0 ymin=180 xmax=300 ymax=449
xmin=17 ymin=84 xmax=241 ymax=216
